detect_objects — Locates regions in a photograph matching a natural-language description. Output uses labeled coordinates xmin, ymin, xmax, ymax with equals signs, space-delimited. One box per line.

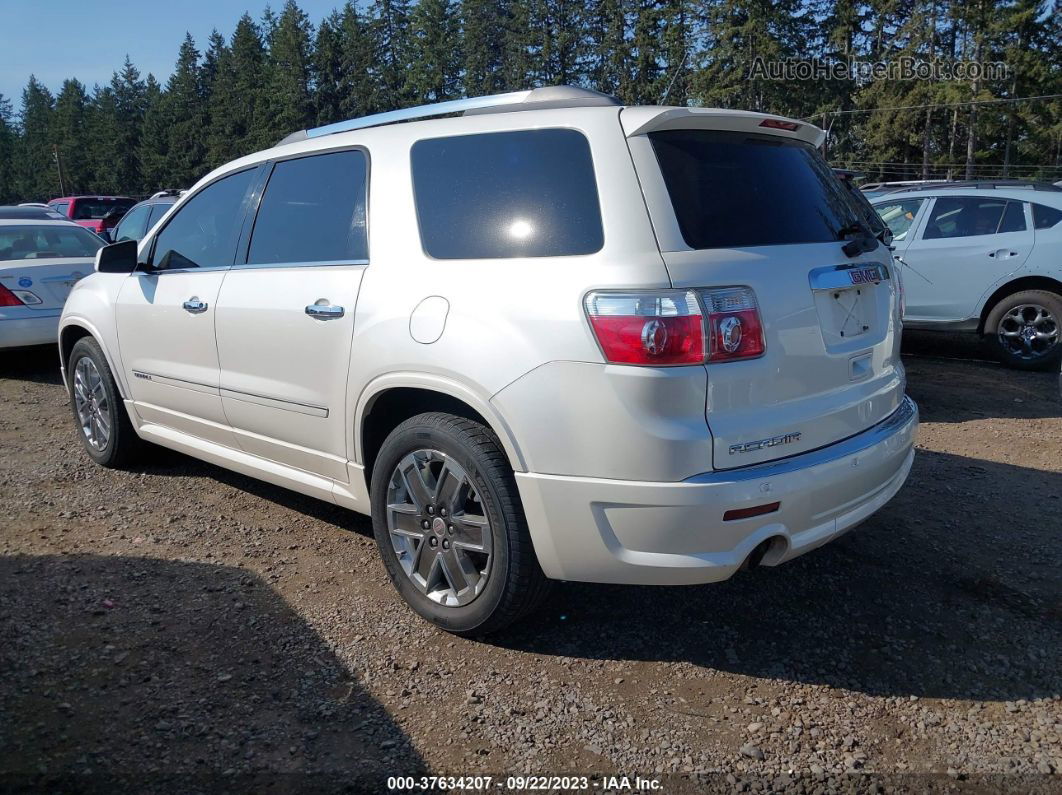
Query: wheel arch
xmin=977 ymin=275 xmax=1062 ymax=334
xmin=355 ymin=375 xmax=526 ymax=492
xmin=58 ymin=319 xmax=126 ymax=399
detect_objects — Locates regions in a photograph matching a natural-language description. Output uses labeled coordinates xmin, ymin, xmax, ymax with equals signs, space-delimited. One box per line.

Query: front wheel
xmin=67 ymin=336 xmax=144 ymax=467
xmin=984 ymin=289 xmax=1062 ymax=371
xmin=369 ymin=412 xmax=550 ymax=636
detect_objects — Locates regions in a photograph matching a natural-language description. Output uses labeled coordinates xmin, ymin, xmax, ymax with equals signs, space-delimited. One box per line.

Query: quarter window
xmin=411 ymin=129 xmax=603 ymax=259
xmin=1032 ymin=203 xmax=1062 ymax=229
xmin=246 ymin=150 xmax=368 ymax=265
xmin=151 ymin=168 xmax=256 ymax=270
xmin=923 ymin=197 xmax=1012 ymax=240
xmin=874 ymin=199 xmax=924 ymax=242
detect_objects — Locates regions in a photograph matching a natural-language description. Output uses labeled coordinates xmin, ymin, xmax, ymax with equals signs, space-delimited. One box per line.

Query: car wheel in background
xmin=370 ymin=412 xmax=551 ymax=636
xmin=67 ymin=336 xmax=144 ymax=467
xmin=985 ymin=289 xmax=1062 ymax=371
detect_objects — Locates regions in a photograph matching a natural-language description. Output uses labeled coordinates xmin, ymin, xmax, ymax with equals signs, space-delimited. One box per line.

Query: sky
xmin=0 ymin=0 xmax=343 ymax=108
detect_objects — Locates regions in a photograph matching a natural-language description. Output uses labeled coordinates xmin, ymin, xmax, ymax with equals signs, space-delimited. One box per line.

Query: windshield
xmin=0 ymin=225 xmax=105 ymax=260
xmin=72 ymin=198 xmax=134 ymax=220
xmin=650 ymin=130 xmax=865 ymax=249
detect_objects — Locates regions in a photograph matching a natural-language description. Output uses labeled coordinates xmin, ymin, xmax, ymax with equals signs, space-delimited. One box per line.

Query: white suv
xmin=60 ymin=87 xmax=918 ymax=635
xmin=872 ymin=183 xmax=1062 ymax=369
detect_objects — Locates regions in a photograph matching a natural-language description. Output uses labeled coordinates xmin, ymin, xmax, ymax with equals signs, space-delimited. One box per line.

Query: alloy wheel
xmin=72 ymin=356 xmax=111 ymax=451
xmin=997 ymin=304 xmax=1060 ymax=361
xmin=386 ymin=449 xmax=493 ymax=607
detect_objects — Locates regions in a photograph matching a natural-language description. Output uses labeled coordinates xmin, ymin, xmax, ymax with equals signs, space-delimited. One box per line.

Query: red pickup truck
xmin=47 ymin=196 xmax=135 ymax=238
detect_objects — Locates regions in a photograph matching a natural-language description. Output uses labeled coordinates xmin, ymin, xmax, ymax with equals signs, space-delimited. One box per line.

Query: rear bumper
xmin=0 ymin=310 xmax=61 ymax=349
xmin=516 ymin=396 xmax=918 ymax=585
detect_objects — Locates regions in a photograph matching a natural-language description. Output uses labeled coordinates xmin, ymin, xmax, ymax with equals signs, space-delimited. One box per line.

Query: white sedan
xmin=0 ymin=214 xmax=103 ymax=349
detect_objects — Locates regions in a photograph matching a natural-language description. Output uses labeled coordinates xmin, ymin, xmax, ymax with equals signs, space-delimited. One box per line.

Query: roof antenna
xmin=660 ymin=52 xmax=689 ymax=105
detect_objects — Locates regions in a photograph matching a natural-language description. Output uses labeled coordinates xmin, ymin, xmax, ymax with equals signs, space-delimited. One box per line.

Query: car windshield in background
xmin=72 ymin=199 xmax=134 ymax=220
xmin=0 ymin=225 xmax=105 ymax=260
xmin=650 ymin=130 xmax=864 ymax=249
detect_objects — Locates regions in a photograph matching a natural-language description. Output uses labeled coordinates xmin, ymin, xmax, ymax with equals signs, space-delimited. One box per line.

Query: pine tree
xmin=162 ymin=34 xmax=208 ymax=187
xmin=111 ymin=57 xmax=148 ymax=192
xmin=372 ymin=0 xmax=414 ymax=108
xmin=313 ymin=10 xmax=345 ymax=125
xmin=138 ymin=74 xmax=169 ymax=191
xmin=16 ymin=76 xmax=56 ymax=200
xmin=588 ymin=0 xmax=630 ymax=98
xmin=408 ymin=0 xmax=462 ymax=101
xmin=529 ymin=0 xmax=587 ymax=86
xmin=207 ymin=14 xmax=268 ymax=165
xmin=262 ymin=0 xmax=315 ymax=143
xmin=86 ymin=84 xmax=123 ymax=194
xmin=0 ymin=94 xmax=17 ymax=203
xmin=52 ymin=79 xmax=90 ymax=193
xmin=337 ymin=1 xmax=384 ymax=118
xmin=461 ymin=0 xmax=508 ymax=95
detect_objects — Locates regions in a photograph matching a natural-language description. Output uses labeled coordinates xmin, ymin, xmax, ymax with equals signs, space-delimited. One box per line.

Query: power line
xmin=807 ymin=93 xmax=1062 ymax=119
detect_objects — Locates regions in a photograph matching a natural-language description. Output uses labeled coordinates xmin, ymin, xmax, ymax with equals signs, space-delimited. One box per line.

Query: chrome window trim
xmin=230 ymin=259 xmax=369 ymax=272
xmin=688 ymin=397 xmax=917 ymax=484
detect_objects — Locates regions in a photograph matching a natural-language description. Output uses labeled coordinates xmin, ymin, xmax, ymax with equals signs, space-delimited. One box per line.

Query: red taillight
xmin=0 ymin=283 xmax=25 ymax=307
xmin=759 ymin=118 xmax=801 ymax=132
xmin=585 ymin=290 xmax=704 ymax=365
xmin=702 ymin=287 xmax=766 ymax=362
xmin=585 ymin=287 xmax=765 ymax=366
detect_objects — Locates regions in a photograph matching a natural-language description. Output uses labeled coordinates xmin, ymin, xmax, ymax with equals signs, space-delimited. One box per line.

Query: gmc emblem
xmin=849 ymin=267 xmax=882 ymax=285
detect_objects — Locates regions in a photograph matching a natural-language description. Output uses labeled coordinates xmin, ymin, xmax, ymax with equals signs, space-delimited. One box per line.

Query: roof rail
xmin=276 ymin=86 xmax=621 ymax=146
xmin=888 ymin=179 xmax=1062 ymax=194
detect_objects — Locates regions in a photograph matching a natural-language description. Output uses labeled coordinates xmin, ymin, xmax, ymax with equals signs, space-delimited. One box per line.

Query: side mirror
xmin=879 ymin=227 xmax=894 ymax=247
xmin=95 ymin=240 xmax=139 ymax=273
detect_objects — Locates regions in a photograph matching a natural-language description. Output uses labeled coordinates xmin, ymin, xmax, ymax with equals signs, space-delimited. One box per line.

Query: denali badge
xmin=849 ymin=267 xmax=882 ymax=285
xmin=729 ymin=432 xmax=802 ymax=455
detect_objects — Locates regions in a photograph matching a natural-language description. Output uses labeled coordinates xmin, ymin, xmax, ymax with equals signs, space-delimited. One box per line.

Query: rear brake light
xmin=759 ymin=118 xmax=801 ymax=132
xmin=584 ymin=290 xmax=704 ymax=365
xmin=0 ymin=284 xmax=25 ymax=307
xmin=701 ymin=287 xmax=766 ymax=362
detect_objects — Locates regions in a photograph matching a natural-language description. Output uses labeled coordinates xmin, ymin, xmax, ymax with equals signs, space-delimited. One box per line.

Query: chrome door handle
xmin=183 ymin=297 xmax=208 ymax=313
xmin=305 ymin=303 xmax=345 ymax=319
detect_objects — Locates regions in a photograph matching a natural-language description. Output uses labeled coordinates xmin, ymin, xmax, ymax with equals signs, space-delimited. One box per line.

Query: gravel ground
xmin=0 ymin=332 xmax=1059 ymax=793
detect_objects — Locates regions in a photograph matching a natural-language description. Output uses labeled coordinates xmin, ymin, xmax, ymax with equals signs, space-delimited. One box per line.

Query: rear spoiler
xmin=620 ymin=107 xmax=825 ymax=148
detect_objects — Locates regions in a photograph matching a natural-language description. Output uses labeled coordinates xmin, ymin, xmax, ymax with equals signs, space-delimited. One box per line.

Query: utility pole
xmin=52 ymin=144 xmax=67 ymax=196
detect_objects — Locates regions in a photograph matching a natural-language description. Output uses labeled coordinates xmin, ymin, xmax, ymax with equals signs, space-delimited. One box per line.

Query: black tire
xmin=67 ymin=336 xmax=144 ymax=467
xmin=984 ymin=290 xmax=1062 ymax=371
xmin=370 ymin=412 xmax=551 ymax=636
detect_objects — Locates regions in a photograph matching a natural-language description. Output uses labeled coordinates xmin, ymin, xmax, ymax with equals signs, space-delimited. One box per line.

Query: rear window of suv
xmin=650 ymin=130 xmax=864 ymax=249
xmin=411 ymin=129 xmax=603 ymax=259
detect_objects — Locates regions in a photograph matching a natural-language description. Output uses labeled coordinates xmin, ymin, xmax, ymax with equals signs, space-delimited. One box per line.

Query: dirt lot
xmin=1 ymin=333 xmax=1059 ymax=793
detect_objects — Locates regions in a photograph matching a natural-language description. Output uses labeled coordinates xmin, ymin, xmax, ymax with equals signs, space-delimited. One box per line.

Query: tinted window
xmin=247 ymin=150 xmax=368 ymax=265
xmin=0 ymin=224 xmax=104 ymax=260
xmin=838 ymin=177 xmax=886 ymax=235
xmin=113 ymin=204 xmax=151 ymax=243
xmin=998 ymin=201 xmax=1026 ymax=233
xmin=72 ymin=198 xmax=134 ymax=220
xmin=152 ymin=169 xmax=256 ymax=270
xmin=1032 ymin=203 xmax=1062 ymax=229
xmin=147 ymin=202 xmax=172 ymax=230
xmin=52 ymin=202 xmax=70 ymax=217
xmin=875 ymin=199 xmax=924 ymax=241
xmin=650 ymin=130 xmax=863 ymax=249
xmin=411 ymin=129 xmax=603 ymax=259
xmin=923 ymin=197 xmax=1008 ymax=240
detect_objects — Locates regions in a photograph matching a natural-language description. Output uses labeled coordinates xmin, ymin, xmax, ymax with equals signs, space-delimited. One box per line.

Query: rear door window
xmin=246 ymin=149 xmax=368 ymax=265
xmin=113 ymin=204 xmax=151 ymax=242
xmin=411 ymin=129 xmax=603 ymax=259
xmin=998 ymin=201 xmax=1027 ymax=233
xmin=649 ymin=130 xmax=863 ymax=249
xmin=923 ymin=197 xmax=1010 ymax=239
xmin=151 ymin=169 xmax=257 ymax=271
